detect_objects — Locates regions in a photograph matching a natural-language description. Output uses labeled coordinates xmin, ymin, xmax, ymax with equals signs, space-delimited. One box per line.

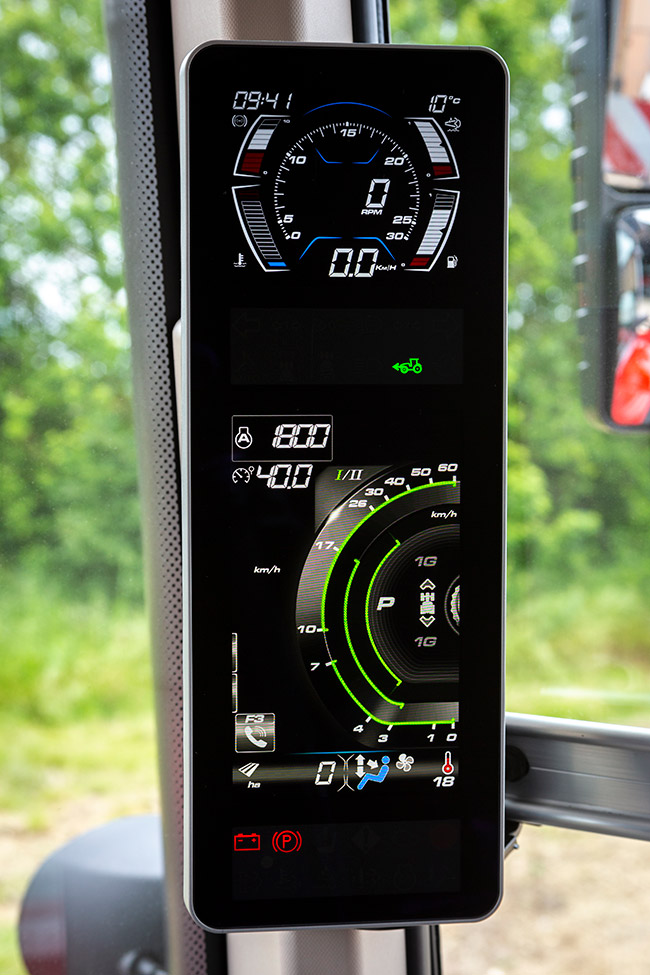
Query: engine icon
xmin=235 ymin=425 xmax=253 ymax=449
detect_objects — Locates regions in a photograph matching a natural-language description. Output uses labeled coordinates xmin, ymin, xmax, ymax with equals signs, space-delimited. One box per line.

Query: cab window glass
xmin=0 ymin=3 xmax=156 ymax=973
xmin=442 ymin=827 xmax=650 ymax=974
xmin=391 ymin=0 xmax=650 ymax=726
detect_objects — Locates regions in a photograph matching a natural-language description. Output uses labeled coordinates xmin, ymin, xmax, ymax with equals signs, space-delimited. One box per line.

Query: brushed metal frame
xmin=506 ymin=712 xmax=650 ymax=842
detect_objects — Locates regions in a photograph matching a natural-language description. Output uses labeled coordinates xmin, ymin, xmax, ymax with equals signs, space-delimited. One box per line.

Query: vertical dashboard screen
xmin=182 ymin=41 xmax=508 ymax=933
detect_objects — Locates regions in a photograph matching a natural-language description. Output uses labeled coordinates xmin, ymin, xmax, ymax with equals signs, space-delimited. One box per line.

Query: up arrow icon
xmin=420 ymin=579 xmax=435 ymax=590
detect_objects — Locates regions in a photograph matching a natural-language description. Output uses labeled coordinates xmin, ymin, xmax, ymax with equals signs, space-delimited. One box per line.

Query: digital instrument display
xmin=182 ymin=41 xmax=508 ymax=933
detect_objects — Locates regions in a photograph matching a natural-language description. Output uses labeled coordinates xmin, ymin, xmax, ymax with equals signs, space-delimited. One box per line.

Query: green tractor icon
xmin=392 ymin=357 xmax=423 ymax=375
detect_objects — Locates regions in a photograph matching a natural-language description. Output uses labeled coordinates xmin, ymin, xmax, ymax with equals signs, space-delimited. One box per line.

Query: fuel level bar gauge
xmin=410 ymin=190 xmax=459 ymax=270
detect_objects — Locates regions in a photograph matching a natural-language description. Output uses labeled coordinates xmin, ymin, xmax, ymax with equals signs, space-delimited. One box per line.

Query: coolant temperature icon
xmin=442 ymin=751 xmax=455 ymax=775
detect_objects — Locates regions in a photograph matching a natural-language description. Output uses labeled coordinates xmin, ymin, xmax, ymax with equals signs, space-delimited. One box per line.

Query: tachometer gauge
xmin=272 ymin=112 xmax=421 ymax=272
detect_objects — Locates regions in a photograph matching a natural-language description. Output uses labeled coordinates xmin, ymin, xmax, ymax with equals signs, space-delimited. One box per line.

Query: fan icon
xmin=396 ymin=753 xmax=414 ymax=772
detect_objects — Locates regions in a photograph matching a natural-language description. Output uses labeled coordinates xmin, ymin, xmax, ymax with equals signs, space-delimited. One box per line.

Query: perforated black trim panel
xmin=104 ymin=1 xmax=207 ymax=972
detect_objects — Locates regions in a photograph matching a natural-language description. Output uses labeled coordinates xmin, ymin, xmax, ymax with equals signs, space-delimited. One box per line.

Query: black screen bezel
xmin=182 ymin=40 xmax=508 ymax=933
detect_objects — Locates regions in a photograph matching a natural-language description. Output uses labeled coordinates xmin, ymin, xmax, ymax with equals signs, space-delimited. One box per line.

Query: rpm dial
xmin=272 ymin=120 xmax=420 ymax=273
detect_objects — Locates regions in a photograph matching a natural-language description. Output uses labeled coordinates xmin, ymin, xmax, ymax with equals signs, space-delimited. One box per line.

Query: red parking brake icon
xmin=233 ymin=832 xmax=261 ymax=852
xmin=272 ymin=829 xmax=302 ymax=853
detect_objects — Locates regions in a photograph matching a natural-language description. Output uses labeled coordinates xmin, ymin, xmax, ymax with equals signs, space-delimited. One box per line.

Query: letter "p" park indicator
xmin=272 ymin=829 xmax=303 ymax=853
xmin=376 ymin=596 xmax=395 ymax=611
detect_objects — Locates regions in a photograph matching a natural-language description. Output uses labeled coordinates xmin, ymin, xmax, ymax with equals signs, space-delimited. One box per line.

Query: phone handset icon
xmin=235 ymin=713 xmax=275 ymax=753
xmin=244 ymin=725 xmax=268 ymax=748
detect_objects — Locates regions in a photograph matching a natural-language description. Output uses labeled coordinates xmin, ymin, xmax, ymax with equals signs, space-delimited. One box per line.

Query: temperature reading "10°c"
xmin=428 ymin=94 xmax=460 ymax=113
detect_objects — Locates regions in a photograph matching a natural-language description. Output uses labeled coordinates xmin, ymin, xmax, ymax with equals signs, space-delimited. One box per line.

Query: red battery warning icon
xmin=233 ymin=832 xmax=261 ymax=852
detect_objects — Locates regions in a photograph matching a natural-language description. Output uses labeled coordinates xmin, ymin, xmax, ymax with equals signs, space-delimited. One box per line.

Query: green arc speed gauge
xmin=297 ymin=469 xmax=460 ymax=742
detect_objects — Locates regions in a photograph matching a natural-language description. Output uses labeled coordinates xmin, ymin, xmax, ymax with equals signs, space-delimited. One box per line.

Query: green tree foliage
xmin=2 ymin=0 xmax=650 ymax=611
xmin=392 ymin=0 xmax=650 ymax=597
xmin=0 ymin=0 xmax=142 ymax=601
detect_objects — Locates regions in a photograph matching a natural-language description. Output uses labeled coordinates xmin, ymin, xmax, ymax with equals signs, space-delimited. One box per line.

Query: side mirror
xmin=611 ymin=207 xmax=650 ymax=424
xmin=571 ymin=0 xmax=650 ymax=429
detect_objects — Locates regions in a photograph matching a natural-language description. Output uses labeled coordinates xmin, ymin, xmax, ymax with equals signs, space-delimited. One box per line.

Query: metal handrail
xmin=506 ymin=712 xmax=650 ymax=841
